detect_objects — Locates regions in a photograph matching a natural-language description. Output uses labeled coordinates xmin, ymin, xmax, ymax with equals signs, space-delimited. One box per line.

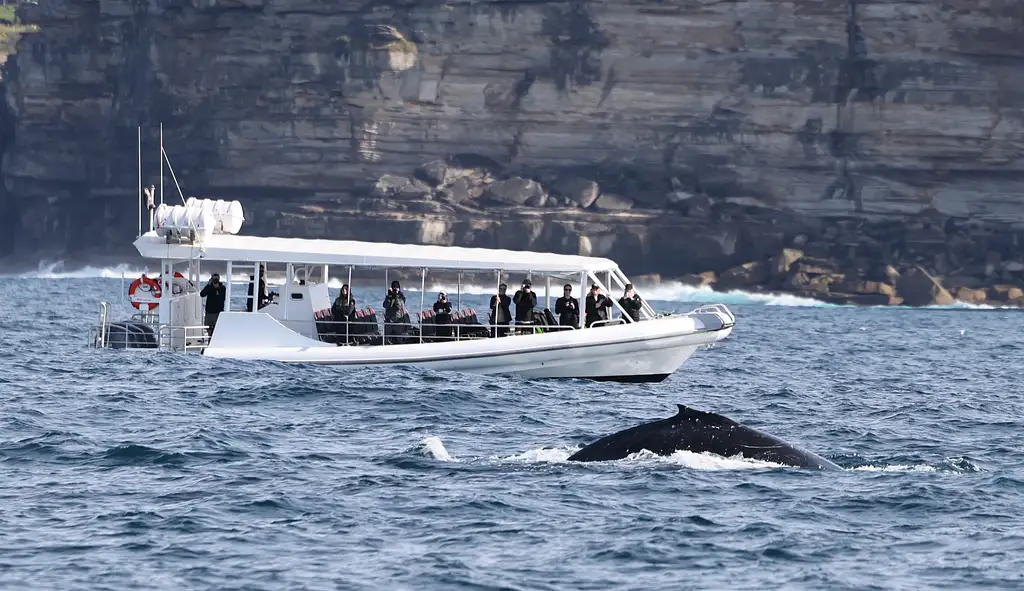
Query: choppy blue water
xmin=2 ymin=268 xmax=1023 ymax=590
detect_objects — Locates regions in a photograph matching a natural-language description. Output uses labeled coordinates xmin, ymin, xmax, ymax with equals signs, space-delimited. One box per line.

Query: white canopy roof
xmin=133 ymin=232 xmax=619 ymax=274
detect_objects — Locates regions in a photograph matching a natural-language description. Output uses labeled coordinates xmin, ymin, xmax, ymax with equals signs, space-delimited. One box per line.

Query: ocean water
xmin=1 ymin=268 xmax=1023 ymax=590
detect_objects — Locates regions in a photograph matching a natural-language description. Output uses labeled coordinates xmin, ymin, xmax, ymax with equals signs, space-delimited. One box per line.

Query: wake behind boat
xmin=88 ymin=128 xmax=735 ymax=382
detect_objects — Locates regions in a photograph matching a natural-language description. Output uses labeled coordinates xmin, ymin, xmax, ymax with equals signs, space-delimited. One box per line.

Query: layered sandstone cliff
xmin=1 ymin=0 xmax=1023 ymax=304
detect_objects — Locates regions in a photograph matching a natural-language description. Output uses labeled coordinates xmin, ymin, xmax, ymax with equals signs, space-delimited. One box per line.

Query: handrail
xmin=156 ymin=324 xmax=211 ymax=351
xmin=97 ymin=301 xmax=109 ymax=348
xmin=588 ymin=318 xmax=625 ymax=328
xmin=691 ymin=303 xmax=736 ymax=326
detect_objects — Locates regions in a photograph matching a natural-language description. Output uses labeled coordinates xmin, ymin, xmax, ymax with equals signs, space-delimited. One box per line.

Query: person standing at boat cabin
xmin=433 ymin=291 xmax=453 ymax=341
xmin=246 ymin=264 xmax=271 ymax=312
xmin=200 ymin=273 xmax=226 ymax=336
xmin=488 ymin=283 xmax=512 ymax=337
xmin=585 ymin=284 xmax=613 ymax=327
xmin=555 ymin=284 xmax=580 ymax=328
xmin=513 ymin=279 xmax=537 ymax=331
xmin=332 ymin=284 xmax=356 ymax=342
xmin=383 ymin=280 xmax=407 ymax=342
xmin=618 ymin=283 xmax=644 ymax=323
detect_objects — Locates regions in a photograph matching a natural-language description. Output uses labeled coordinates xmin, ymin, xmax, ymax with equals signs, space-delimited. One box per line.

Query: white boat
xmin=88 ymin=128 xmax=735 ymax=382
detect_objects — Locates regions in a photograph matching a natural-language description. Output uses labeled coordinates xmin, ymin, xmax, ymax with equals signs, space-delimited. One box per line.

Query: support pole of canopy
xmin=579 ymin=271 xmax=586 ymax=328
xmin=457 ymin=272 xmax=462 ymax=310
xmin=495 ymin=270 xmax=501 ymax=335
xmin=419 ymin=268 xmax=426 ymax=344
xmin=159 ymin=259 xmax=171 ymax=327
xmin=226 ymin=261 xmax=233 ymax=312
xmin=159 ymin=122 xmax=164 ymax=207
xmin=252 ymin=262 xmax=261 ymax=313
xmin=545 ymin=276 xmax=551 ymax=311
xmin=347 ymin=266 xmax=353 ymax=345
xmin=137 ymin=127 xmax=142 ymax=237
xmin=283 ymin=263 xmax=292 ymax=321
xmin=589 ymin=272 xmax=632 ymax=323
xmin=322 ymin=265 xmax=329 ymax=286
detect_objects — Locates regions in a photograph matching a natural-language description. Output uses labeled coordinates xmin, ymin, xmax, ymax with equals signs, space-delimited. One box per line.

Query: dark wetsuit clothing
xmin=585 ymin=294 xmax=613 ymax=327
xmin=433 ymin=299 xmax=453 ymax=340
xmin=200 ymin=281 xmax=226 ymax=334
xmin=489 ymin=294 xmax=511 ymax=325
xmin=513 ymin=289 xmax=537 ymax=323
xmin=332 ymin=294 xmax=356 ymax=342
xmin=383 ymin=290 xmax=406 ymax=322
xmin=201 ymin=282 xmax=226 ymax=313
xmin=554 ymin=295 xmax=580 ymax=328
xmin=489 ymin=294 xmax=511 ymax=336
xmin=333 ymin=295 xmax=356 ymax=321
xmin=618 ymin=294 xmax=644 ymax=323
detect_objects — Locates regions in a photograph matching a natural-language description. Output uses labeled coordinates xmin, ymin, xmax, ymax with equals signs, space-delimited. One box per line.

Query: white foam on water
xmin=421 ymin=436 xmax=456 ymax=462
xmin=495 ymin=447 xmax=785 ymax=470
xmin=499 ymin=447 xmax=576 ymax=464
xmin=657 ymin=449 xmax=787 ymax=470
xmin=850 ymin=464 xmax=938 ymax=473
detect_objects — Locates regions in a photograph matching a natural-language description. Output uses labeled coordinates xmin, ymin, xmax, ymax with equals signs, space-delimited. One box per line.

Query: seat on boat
xmin=384 ymin=311 xmax=417 ymax=345
xmin=348 ymin=308 xmax=380 ymax=345
xmin=418 ymin=310 xmax=437 ymax=340
xmin=445 ymin=308 xmax=483 ymax=339
xmin=314 ymin=308 xmax=339 ymax=343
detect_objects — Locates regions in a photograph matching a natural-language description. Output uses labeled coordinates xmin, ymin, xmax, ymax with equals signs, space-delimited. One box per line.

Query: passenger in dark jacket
xmin=200 ymin=273 xmax=226 ymax=335
xmin=512 ymin=279 xmax=537 ymax=324
xmin=433 ymin=291 xmax=453 ymax=341
xmin=489 ymin=283 xmax=512 ymax=337
xmin=383 ymin=280 xmax=406 ymax=322
xmin=584 ymin=284 xmax=613 ymax=328
xmin=333 ymin=284 xmax=356 ymax=340
xmin=618 ymin=283 xmax=644 ymax=323
xmin=554 ymin=284 xmax=580 ymax=328
xmin=383 ymin=280 xmax=407 ymax=342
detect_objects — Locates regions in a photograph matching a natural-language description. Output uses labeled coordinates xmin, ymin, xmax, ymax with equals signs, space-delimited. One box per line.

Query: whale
xmin=567 ymin=404 xmax=842 ymax=470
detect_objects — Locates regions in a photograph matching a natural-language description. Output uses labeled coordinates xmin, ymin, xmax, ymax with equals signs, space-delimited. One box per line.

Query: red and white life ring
xmin=128 ymin=275 xmax=162 ymax=310
xmin=159 ymin=271 xmax=190 ymax=296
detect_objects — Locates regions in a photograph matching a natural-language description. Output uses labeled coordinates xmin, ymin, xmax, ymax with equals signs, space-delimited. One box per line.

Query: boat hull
xmin=201 ymin=311 xmax=731 ymax=381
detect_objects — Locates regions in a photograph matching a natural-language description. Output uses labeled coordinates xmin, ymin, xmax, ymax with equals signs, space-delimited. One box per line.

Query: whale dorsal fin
xmin=674 ymin=404 xmax=738 ymax=426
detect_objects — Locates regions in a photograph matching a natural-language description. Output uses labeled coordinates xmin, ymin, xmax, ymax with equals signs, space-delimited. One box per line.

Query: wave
xmin=4 ymin=260 xmax=148 ymax=279
xmin=5 ymin=263 xmax=1005 ymax=310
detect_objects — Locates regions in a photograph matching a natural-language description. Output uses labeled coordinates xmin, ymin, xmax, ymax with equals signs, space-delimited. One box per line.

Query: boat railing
xmin=157 ymin=324 xmax=210 ymax=351
xmin=588 ymin=318 xmax=626 ymax=328
xmin=94 ymin=301 xmax=110 ymax=348
xmin=688 ymin=304 xmax=736 ymax=328
xmin=310 ymin=316 xmax=581 ymax=345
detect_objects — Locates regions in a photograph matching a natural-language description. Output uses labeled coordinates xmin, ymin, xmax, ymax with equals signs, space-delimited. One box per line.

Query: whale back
xmin=568 ymin=404 xmax=840 ymax=470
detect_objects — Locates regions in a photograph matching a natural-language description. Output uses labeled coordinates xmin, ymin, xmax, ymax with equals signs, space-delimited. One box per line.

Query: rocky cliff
xmin=2 ymin=0 xmax=1023 ymax=305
